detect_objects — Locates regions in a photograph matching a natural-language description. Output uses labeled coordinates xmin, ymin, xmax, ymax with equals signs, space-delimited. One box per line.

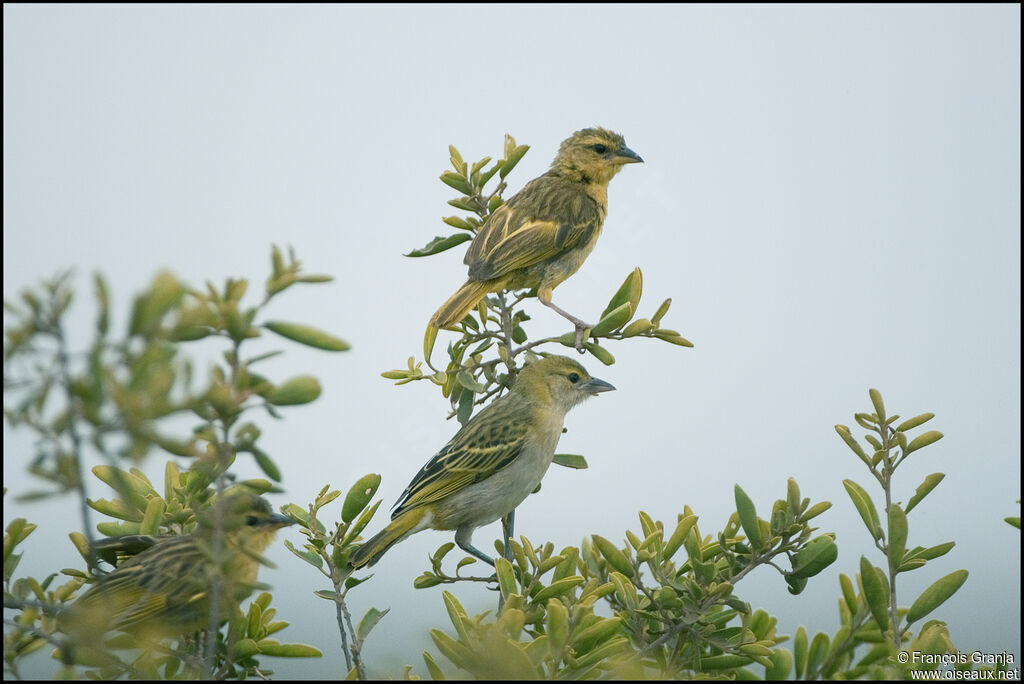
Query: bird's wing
xmin=465 ymin=183 xmax=601 ymax=281
xmin=75 ymin=536 xmax=209 ymax=630
xmin=392 ymin=397 xmax=531 ymax=516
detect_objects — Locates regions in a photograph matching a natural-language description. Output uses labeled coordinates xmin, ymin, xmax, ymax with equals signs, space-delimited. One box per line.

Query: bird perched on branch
xmin=59 ymin=494 xmax=293 ymax=650
xmin=429 ymin=127 xmax=642 ymax=352
xmin=350 ymin=355 xmax=615 ymax=568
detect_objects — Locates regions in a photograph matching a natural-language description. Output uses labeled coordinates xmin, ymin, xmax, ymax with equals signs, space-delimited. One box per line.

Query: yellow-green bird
xmin=430 ymin=127 xmax=642 ymax=352
xmin=59 ymin=494 xmax=293 ymax=646
xmin=350 ymin=355 xmax=615 ymax=568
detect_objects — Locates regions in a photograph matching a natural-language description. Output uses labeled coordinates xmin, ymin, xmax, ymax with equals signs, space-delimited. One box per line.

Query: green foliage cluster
xmin=3 ymin=248 xmax=344 ymax=678
xmin=280 ymin=475 xmax=387 ymax=679
xmin=413 ymin=478 xmax=835 ymax=679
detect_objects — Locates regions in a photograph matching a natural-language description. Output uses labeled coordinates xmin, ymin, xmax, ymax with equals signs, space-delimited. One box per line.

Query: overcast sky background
xmin=4 ymin=4 xmax=1020 ymax=679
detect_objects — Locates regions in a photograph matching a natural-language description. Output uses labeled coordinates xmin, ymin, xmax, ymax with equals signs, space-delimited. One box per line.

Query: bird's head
xmin=514 ymin=354 xmax=615 ymax=411
xmin=551 ymin=127 xmax=643 ymax=185
xmin=197 ymin=491 xmax=294 ymax=554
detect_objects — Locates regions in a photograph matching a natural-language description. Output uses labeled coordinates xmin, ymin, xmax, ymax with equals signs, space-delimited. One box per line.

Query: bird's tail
xmin=429 ymin=280 xmax=492 ymax=329
xmin=350 ymin=509 xmax=429 ymax=568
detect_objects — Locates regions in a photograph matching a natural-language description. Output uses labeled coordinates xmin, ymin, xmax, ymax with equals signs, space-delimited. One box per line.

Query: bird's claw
xmin=573 ymin=323 xmax=592 ymax=354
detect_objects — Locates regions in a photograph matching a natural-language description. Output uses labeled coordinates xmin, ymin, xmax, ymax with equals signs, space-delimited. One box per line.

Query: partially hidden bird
xmin=349 ymin=355 xmax=615 ymax=569
xmin=58 ymin=493 xmax=293 ymax=650
xmin=429 ymin=127 xmax=642 ymax=353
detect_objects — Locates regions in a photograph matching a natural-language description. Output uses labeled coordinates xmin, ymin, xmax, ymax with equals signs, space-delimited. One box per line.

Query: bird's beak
xmin=581 ymin=377 xmax=616 ymax=395
xmin=267 ymin=513 xmax=296 ymax=529
xmin=613 ymin=145 xmax=643 ymax=164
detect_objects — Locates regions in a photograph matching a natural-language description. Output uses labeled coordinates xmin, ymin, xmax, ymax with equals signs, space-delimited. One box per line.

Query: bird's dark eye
xmin=592 ymin=144 xmax=608 ymax=154
xmin=567 ymin=372 xmax=580 ymax=384
xmin=246 ymin=515 xmax=260 ymax=526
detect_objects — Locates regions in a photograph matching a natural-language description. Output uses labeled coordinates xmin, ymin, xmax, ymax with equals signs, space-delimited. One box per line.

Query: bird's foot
xmin=573 ymin=321 xmax=593 ymax=354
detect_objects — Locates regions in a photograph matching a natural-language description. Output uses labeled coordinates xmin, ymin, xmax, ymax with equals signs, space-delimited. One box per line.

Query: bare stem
xmin=53 ymin=321 xmax=96 ymax=560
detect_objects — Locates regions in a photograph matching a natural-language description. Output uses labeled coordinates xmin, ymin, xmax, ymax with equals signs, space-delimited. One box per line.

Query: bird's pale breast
xmin=432 ymin=412 xmax=564 ymax=531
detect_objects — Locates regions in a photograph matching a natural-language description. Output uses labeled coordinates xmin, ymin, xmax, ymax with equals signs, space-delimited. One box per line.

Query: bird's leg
xmin=455 ymin=527 xmax=495 ymax=567
xmin=537 ymin=288 xmax=592 ymax=354
xmin=501 ymin=510 xmax=515 ymax=562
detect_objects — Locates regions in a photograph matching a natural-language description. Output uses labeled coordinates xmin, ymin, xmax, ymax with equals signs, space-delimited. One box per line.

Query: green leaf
xmin=342 ymin=500 xmax=381 ymax=546
xmin=793 ymin=626 xmax=808 ymax=678
xmin=600 ymin=268 xmax=643 ymax=321
xmin=806 ymin=632 xmax=830 ymax=678
xmin=405 ymin=233 xmax=472 ymax=258
xmin=456 ymin=387 xmax=474 ymax=425
xmin=840 ymin=573 xmax=858 ymax=614
xmin=843 ymin=479 xmax=883 ymax=540
xmin=356 ymin=607 xmax=389 ymax=642
xmin=860 ymin=557 xmax=889 ymax=631
xmin=442 ymin=591 xmax=469 ymax=642
xmin=786 ymin=574 xmax=808 ymax=595
xmin=266 ymin=376 xmax=321 ymax=406
xmin=234 ymin=638 xmax=260 ymax=658
xmin=342 ymin=474 xmax=381 ymax=523
xmin=869 ymin=389 xmax=886 ymax=423
xmin=799 ymin=501 xmax=832 ymax=523
xmin=569 ymin=616 xmax=623 ymax=653
xmin=590 ymin=302 xmax=633 ymax=337
xmin=448 ymin=145 xmax=465 ymax=173
xmin=414 ymin=573 xmax=443 ymax=589
xmin=422 ymin=651 xmax=446 ymax=681
xmin=664 ymin=514 xmax=699 ymax=560
xmin=734 ymin=485 xmax=761 ymax=547
xmin=442 ymin=216 xmax=474 ymax=231
xmin=904 ymin=430 xmax=943 ymax=455
xmin=896 ymin=558 xmax=927 ymax=573
xmin=139 ymin=497 xmax=165 ymax=535
xmin=93 ymin=273 xmax=110 ymax=336
xmin=887 ymin=504 xmax=908 ymax=564
xmin=495 ymin=558 xmax=517 ymax=600
xmin=584 ymin=342 xmax=615 ymax=365
xmin=700 ymin=654 xmax=754 ymax=670
xmin=905 ymin=570 xmax=968 ymax=624
xmin=545 ymin=599 xmax=570 ymax=654
xmin=284 ymin=539 xmax=322 ymax=569
xmin=896 ymin=413 xmax=934 ymax=432
xmin=263 ymin=321 xmax=350 ymax=351
xmin=255 ymin=642 xmax=322 ymax=658
xmin=500 ymin=144 xmax=530 ymax=179
xmin=766 ymin=649 xmax=793 ymax=680
xmin=652 ymin=329 xmax=694 ymax=346
xmin=250 ymin=447 xmax=282 ymax=482
xmin=905 ymin=473 xmax=945 ymax=514
xmin=621 ymin=318 xmax=653 ymax=337
xmin=440 ymin=171 xmax=472 ymax=195
xmin=456 ymin=370 xmax=485 ymax=394
xmin=650 ymin=298 xmax=672 ymax=326
xmin=835 ymin=425 xmax=871 ymax=466
xmin=789 ymin=535 xmax=838 ymax=579
xmin=552 ymin=453 xmax=588 ymax=469
xmin=531 ymin=576 xmax=584 ymax=603
xmin=92 ymin=465 xmax=156 ymax=510
xmin=591 ymin=535 xmax=634 ymax=577
xmin=88 ymin=497 xmax=144 ymax=522
xmin=911 ymin=541 xmax=956 ymax=561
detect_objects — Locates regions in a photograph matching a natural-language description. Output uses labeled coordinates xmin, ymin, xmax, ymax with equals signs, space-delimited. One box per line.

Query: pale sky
xmin=3 ymin=4 xmax=1020 ymax=678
